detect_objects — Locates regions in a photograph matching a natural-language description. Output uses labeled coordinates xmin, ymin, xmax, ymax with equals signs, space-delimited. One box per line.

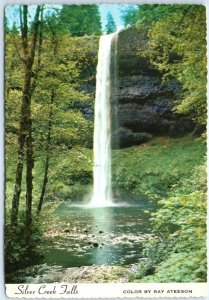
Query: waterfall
xmin=90 ymin=33 xmax=116 ymax=206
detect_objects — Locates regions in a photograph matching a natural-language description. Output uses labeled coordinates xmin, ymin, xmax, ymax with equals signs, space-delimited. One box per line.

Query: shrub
xmin=137 ymin=191 xmax=207 ymax=282
xmin=5 ymin=213 xmax=44 ymax=279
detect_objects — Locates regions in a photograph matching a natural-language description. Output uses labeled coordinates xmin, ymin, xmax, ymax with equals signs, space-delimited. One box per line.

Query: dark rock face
xmin=117 ymin=75 xmax=179 ymax=105
xmin=74 ymin=102 xmax=94 ymax=121
xmin=110 ymin=26 xmax=195 ymax=145
xmin=76 ymin=26 xmax=196 ymax=148
xmin=112 ymin=127 xmax=152 ymax=148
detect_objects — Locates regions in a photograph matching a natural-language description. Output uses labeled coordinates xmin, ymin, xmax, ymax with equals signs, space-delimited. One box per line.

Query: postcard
xmin=4 ymin=1 xmax=208 ymax=298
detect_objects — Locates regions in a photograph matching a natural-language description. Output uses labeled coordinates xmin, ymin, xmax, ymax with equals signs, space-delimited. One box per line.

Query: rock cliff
xmin=77 ymin=26 xmax=196 ymax=148
xmin=111 ymin=26 xmax=195 ymax=148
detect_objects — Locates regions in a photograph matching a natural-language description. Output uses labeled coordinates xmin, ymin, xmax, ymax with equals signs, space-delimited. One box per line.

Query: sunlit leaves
xmin=146 ymin=5 xmax=207 ymax=125
xmin=139 ymin=188 xmax=207 ymax=282
xmin=122 ymin=5 xmax=207 ymax=125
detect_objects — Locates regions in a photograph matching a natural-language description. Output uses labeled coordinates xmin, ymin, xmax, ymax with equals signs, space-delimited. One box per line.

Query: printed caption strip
xmin=6 ymin=283 xmax=208 ymax=298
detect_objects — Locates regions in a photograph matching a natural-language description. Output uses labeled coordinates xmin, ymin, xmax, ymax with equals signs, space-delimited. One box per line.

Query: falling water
xmin=90 ymin=33 xmax=116 ymax=206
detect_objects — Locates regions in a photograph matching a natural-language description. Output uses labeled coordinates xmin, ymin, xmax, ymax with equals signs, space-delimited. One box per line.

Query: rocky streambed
xmin=10 ymin=263 xmax=141 ymax=283
xmin=8 ymin=201 xmax=156 ymax=283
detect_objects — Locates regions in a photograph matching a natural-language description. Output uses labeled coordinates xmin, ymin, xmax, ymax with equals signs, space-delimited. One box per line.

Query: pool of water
xmin=44 ymin=200 xmax=156 ymax=268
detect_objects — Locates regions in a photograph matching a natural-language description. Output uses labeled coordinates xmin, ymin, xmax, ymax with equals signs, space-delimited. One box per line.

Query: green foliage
xmin=144 ymin=251 xmax=207 ymax=282
xmin=171 ymin=164 xmax=207 ymax=194
xmin=5 ymin=33 xmax=23 ymax=137
xmin=130 ymin=156 xmax=207 ymax=282
xmin=5 ymin=216 xmax=44 ymax=276
xmin=133 ymin=237 xmax=175 ymax=280
xmin=5 ymin=13 xmax=98 ymax=148
xmin=137 ymin=191 xmax=207 ymax=282
xmin=5 ymin=144 xmax=93 ymax=207
xmin=113 ymin=136 xmax=206 ymax=282
xmin=51 ymin=110 xmax=93 ymax=148
xmin=5 ymin=23 xmax=96 ymax=172
xmin=152 ymin=191 xmax=206 ymax=249
xmin=122 ymin=5 xmax=207 ymax=126
xmin=112 ymin=137 xmax=206 ymax=197
xmin=105 ymin=12 xmax=117 ymax=34
xmin=113 ymin=134 xmax=206 ymax=282
xmin=120 ymin=5 xmax=139 ymax=27
xmin=53 ymin=5 xmax=102 ymax=36
xmin=5 ymin=17 xmax=97 ymax=209
xmin=146 ymin=6 xmax=207 ymax=125
xmin=121 ymin=4 xmax=191 ymax=27
xmin=5 ymin=7 xmax=97 ymax=274
xmin=65 ymin=36 xmax=99 ymax=88
xmin=42 ymin=147 xmax=93 ymax=201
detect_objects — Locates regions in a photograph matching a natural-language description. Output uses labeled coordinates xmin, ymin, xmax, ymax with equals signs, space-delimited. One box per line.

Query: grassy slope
xmin=112 ymin=136 xmax=206 ymax=198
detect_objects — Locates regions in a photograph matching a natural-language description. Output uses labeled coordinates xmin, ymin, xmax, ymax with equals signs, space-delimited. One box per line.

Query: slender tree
xmin=36 ymin=15 xmax=58 ymax=215
xmin=37 ymin=89 xmax=54 ymax=215
xmin=11 ymin=5 xmax=41 ymax=226
xmin=55 ymin=5 xmax=102 ymax=36
xmin=105 ymin=12 xmax=117 ymax=34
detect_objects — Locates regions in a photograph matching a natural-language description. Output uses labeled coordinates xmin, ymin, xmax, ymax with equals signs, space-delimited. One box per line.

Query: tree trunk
xmin=11 ymin=63 xmax=33 ymax=226
xmin=10 ymin=5 xmax=41 ymax=226
xmin=37 ymin=32 xmax=57 ymax=215
xmin=25 ymin=6 xmax=43 ymax=228
xmin=37 ymin=90 xmax=54 ymax=215
xmin=25 ymin=117 xmax=34 ymax=227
